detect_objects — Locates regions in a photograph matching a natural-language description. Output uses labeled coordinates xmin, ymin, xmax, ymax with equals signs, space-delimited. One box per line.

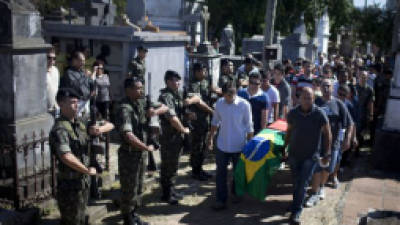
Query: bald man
xmin=305 ymin=79 xmax=353 ymax=209
xmin=283 ymin=87 xmax=332 ymax=224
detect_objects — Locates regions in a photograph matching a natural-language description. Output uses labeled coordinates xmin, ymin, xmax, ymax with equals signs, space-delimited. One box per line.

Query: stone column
xmin=263 ymin=0 xmax=278 ymax=69
xmin=0 ymin=1 xmax=53 ymax=208
xmin=372 ymin=1 xmax=400 ymax=172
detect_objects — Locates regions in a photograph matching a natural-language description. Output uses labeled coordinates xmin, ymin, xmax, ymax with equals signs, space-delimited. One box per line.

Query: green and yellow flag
xmin=234 ymin=129 xmax=285 ymax=201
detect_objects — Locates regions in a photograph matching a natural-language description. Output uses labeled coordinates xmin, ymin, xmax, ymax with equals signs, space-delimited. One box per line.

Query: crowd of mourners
xmin=45 ymin=42 xmax=394 ymax=225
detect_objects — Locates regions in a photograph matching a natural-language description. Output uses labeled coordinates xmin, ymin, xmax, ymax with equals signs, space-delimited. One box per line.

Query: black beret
xmin=137 ymin=45 xmax=148 ymax=52
xmin=164 ymin=70 xmax=181 ymax=82
xmin=56 ymin=88 xmax=80 ymax=102
xmin=124 ymin=77 xmax=142 ymax=89
xmin=193 ymin=62 xmax=205 ymax=72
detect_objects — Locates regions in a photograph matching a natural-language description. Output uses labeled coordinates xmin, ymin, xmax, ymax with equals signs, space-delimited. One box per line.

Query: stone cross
xmin=201 ymin=5 xmax=210 ymax=42
xmin=69 ymin=0 xmax=98 ymax=25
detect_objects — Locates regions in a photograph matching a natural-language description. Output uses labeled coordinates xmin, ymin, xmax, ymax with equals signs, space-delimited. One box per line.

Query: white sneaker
xmin=305 ymin=193 xmax=320 ymax=207
xmin=318 ymin=187 xmax=325 ymax=200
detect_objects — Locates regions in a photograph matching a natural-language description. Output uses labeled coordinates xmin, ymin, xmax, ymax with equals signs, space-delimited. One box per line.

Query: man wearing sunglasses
xmin=47 ymin=47 xmax=60 ymax=116
xmin=238 ymin=71 xmax=269 ymax=134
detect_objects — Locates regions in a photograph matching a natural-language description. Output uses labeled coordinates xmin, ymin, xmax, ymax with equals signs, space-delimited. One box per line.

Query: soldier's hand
xmin=184 ymin=98 xmax=191 ymax=106
xmin=157 ymin=104 xmax=169 ymax=114
xmin=182 ymin=127 xmax=190 ymax=135
xmin=87 ymin=167 xmax=97 ymax=176
xmin=147 ymin=108 xmax=156 ymax=117
xmin=146 ymin=145 xmax=155 ymax=152
xmin=89 ymin=126 xmax=102 ymax=136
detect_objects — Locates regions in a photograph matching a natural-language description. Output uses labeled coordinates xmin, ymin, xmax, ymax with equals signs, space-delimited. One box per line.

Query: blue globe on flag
xmin=242 ymin=136 xmax=270 ymax=162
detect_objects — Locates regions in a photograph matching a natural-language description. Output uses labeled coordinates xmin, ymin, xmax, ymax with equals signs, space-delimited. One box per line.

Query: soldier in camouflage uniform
xmin=187 ymin=63 xmax=214 ymax=181
xmin=116 ymin=77 xmax=168 ymax=225
xmin=128 ymin=46 xmax=147 ymax=82
xmin=158 ymin=70 xmax=198 ymax=204
xmin=218 ymin=59 xmax=237 ymax=89
xmin=49 ymin=88 xmax=114 ymax=225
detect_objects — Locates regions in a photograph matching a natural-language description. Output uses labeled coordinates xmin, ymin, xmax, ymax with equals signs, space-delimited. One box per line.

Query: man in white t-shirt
xmin=46 ymin=47 xmax=60 ymax=116
xmin=261 ymin=70 xmax=280 ymax=124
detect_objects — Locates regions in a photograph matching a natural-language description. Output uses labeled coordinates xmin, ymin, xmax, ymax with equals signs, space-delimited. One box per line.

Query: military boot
xmin=123 ymin=213 xmax=135 ymax=225
xmin=171 ymin=187 xmax=184 ymax=200
xmin=192 ymin=168 xmax=209 ymax=181
xmin=131 ymin=211 xmax=150 ymax=225
xmin=161 ymin=187 xmax=179 ymax=205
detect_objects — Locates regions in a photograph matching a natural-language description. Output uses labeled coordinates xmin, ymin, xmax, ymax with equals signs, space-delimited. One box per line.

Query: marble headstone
xmin=0 ymin=0 xmax=53 ymax=209
xmin=220 ymin=24 xmax=235 ymax=55
xmin=317 ymin=9 xmax=330 ymax=55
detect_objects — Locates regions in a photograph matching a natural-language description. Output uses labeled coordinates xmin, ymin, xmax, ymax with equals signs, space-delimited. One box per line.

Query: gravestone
xmin=281 ymin=14 xmax=310 ymax=62
xmin=242 ymin=35 xmax=264 ymax=55
xmin=0 ymin=0 xmax=53 ymax=209
xmin=183 ymin=0 xmax=203 ymax=45
xmin=317 ymin=9 xmax=330 ymax=56
xmin=133 ymin=0 xmax=185 ymax=31
xmin=126 ymin=0 xmax=146 ymax=25
xmin=69 ymin=0 xmax=98 ymax=25
xmin=189 ymin=6 xmax=221 ymax=87
xmin=68 ymin=0 xmax=116 ymax=26
xmin=220 ymin=24 xmax=235 ymax=55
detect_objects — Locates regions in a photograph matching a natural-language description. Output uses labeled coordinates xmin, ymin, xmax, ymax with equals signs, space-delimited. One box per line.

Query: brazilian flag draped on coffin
xmin=234 ymin=128 xmax=285 ymax=201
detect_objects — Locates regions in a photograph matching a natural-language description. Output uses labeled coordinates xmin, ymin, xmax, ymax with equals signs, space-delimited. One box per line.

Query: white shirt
xmin=211 ymin=96 xmax=253 ymax=153
xmin=263 ymin=85 xmax=280 ymax=123
xmin=46 ymin=66 xmax=60 ymax=110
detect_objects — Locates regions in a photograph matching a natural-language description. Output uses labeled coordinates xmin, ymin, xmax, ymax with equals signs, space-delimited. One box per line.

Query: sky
xmin=353 ymin=0 xmax=387 ymax=8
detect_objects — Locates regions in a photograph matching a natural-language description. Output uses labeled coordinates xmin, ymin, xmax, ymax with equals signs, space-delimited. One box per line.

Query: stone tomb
xmin=43 ymin=22 xmax=189 ymax=102
xmin=0 ymin=1 xmax=53 ymax=209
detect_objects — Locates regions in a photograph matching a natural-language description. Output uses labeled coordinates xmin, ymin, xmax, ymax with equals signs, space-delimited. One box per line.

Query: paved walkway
xmin=342 ymin=172 xmax=400 ymax=224
xmin=40 ymin=148 xmax=400 ymax=225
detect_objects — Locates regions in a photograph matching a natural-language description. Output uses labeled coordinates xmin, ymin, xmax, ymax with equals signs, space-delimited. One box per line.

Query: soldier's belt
xmin=120 ymin=143 xmax=143 ymax=153
xmin=57 ymin=172 xmax=87 ymax=180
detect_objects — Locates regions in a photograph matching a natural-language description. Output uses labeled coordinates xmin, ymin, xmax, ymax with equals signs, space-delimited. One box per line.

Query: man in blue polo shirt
xmin=238 ymin=72 xmax=270 ymax=134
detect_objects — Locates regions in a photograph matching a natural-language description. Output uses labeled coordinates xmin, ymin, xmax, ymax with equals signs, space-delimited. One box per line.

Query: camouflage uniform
xmin=158 ymin=87 xmax=185 ymax=195
xmin=49 ymin=116 xmax=90 ymax=225
xmin=115 ymin=97 xmax=148 ymax=215
xmin=218 ymin=73 xmax=237 ymax=89
xmin=187 ymin=78 xmax=211 ymax=174
xmin=128 ymin=56 xmax=146 ymax=83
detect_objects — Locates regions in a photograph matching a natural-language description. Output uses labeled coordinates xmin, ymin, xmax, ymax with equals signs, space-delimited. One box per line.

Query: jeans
xmin=215 ymin=148 xmax=240 ymax=203
xmin=288 ymin=157 xmax=317 ymax=215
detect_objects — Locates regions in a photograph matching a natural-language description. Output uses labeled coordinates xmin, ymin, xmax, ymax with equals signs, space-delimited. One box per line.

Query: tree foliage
xmin=352 ymin=5 xmax=394 ymax=53
xmin=207 ymin=0 xmax=355 ymax=52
